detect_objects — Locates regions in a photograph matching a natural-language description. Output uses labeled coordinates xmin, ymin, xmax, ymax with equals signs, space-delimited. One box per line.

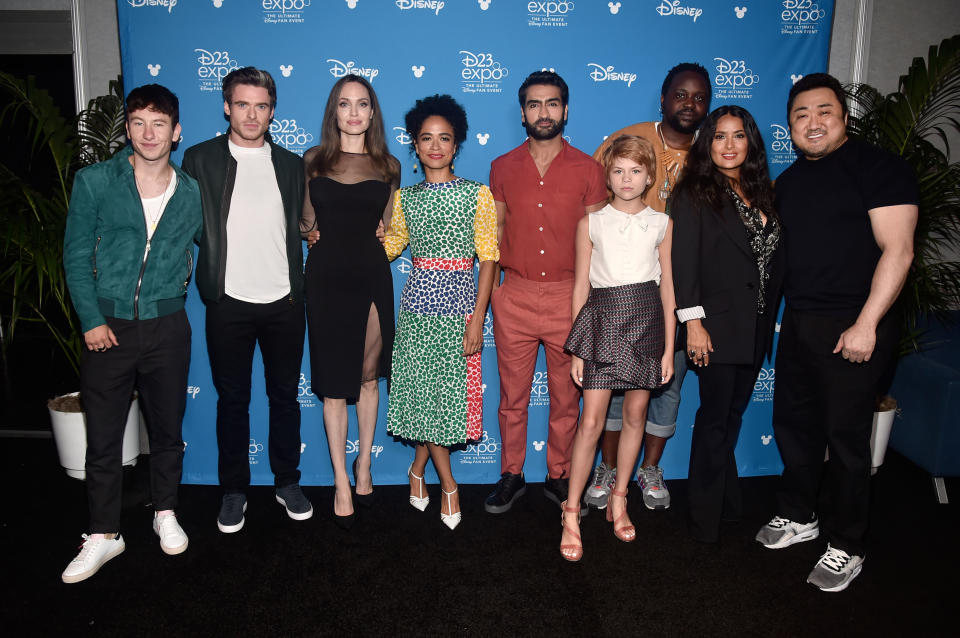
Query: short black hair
xmin=126 ymin=84 xmax=180 ymax=126
xmin=660 ymin=62 xmax=712 ymax=102
xmin=787 ymin=72 xmax=848 ymax=121
xmin=404 ymin=94 xmax=469 ymax=156
xmin=518 ymin=70 xmax=569 ymax=108
xmin=222 ymin=66 xmax=277 ymax=107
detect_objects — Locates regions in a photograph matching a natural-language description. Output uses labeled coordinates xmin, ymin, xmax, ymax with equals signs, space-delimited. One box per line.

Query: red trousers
xmin=491 ymin=274 xmax=580 ymax=478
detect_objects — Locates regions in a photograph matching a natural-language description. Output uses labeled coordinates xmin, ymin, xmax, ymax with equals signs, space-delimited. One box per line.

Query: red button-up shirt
xmin=490 ymin=140 xmax=607 ymax=282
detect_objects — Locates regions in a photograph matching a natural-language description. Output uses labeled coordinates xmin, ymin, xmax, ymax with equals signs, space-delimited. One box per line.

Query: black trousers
xmin=206 ymin=295 xmax=305 ymax=491
xmin=772 ymin=307 xmax=898 ymax=556
xmin=687 ymin=351 xmax=763 ymax=543
xmin=81 ymin=310 xmax=190 ymax=533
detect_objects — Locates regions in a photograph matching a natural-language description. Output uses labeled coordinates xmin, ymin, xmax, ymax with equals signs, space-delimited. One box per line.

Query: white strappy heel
xmin=408 ymin=465 xmax=429 ymax=512
xmin=440 ymin=486 xmax=462 ymax=530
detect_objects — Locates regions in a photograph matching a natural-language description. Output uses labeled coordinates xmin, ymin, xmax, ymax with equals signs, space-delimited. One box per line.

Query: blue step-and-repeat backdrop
xmin=116 ymin=0 xmax=833 ymax=485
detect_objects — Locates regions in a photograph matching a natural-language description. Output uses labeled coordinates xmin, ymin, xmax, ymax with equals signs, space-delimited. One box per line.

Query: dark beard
xmin=524 ymin=118 xmax=564 ymax=140
xmin=664 ymin=109 xmax=703 ymax=135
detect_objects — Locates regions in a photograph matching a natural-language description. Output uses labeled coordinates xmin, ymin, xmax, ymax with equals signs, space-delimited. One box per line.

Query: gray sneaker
xmin=276 ymin=484 xmax=313 ymax=521
xmin=637 ymin=465 xmax=670 ymax=510
xmin=755 ymin=515 xmax=819 ymax=549
xmin=807 ymin=544 xmax=864 ymax=592
xmin=217 ymin=493 xmax=247 ymax=533
xmin=584 ymin=462 xmax=616 ymax=509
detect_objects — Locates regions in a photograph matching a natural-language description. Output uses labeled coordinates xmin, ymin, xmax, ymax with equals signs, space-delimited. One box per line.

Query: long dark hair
xmin=307 ymin=75 xmax=398 ymax=183
xmin=672 ymin=105 xmax=775 ymax=216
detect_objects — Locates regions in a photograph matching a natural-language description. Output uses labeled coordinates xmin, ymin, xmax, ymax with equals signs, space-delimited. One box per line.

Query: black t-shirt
xmin=774 ymin=136 xmax=917 ymax=315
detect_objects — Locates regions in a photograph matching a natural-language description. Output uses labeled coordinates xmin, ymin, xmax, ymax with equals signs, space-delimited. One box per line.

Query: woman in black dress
xmin=670 ymin=105 xmax=783 ymax=543
xmin=301 ymin=75 xmax=400 ymax=525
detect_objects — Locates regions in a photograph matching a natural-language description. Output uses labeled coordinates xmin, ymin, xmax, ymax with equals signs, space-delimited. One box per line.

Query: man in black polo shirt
xmin=755 ymin=74 xmax=917 ymax=592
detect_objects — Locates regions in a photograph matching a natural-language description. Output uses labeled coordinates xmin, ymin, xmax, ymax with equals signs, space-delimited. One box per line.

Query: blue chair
xmin=888 ymin=313 xmax=960 ymax=504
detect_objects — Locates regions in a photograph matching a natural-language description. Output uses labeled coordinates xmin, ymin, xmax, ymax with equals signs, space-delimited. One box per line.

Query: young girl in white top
xmin=560 ymin=135 xmax=677 ymax=561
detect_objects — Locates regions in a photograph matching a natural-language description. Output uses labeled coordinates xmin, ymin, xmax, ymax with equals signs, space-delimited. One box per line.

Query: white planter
xmin=49 ymin=392 xmax=140 ymax=480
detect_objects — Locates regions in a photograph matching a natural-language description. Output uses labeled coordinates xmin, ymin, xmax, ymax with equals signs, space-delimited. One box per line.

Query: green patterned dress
xmin=383 ymin=178 xmax=499 ymax=446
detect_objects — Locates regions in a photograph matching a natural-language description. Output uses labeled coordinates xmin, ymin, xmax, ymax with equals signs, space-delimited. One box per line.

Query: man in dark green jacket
xmin=61 ymin=84 xmax=201 ymax=583
xmin=182 ymin=67 xmax=312 ymax=533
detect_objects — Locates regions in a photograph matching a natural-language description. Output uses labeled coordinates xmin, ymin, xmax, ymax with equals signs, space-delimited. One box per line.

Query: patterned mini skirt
xmin=564 ymin=281 xmax=664 ymax=390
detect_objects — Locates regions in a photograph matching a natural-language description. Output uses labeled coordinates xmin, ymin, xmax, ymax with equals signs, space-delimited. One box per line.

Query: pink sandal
xmin=560 ymin=501 xmax=583 ymax=561
xmin=607 ymin=488 xmax=636 ymax=542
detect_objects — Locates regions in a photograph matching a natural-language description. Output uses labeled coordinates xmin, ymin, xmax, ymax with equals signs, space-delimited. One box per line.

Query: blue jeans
xmin=604 ymin=349 xmax=687 ymax=437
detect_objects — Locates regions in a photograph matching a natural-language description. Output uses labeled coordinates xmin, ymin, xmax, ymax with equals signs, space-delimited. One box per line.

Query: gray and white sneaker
xmin=755 ymin=515 xmax=819 ymax=549
xmin=217 ymin=493 xmax=247 ymax=533
xmin=636 ymin=465 xmax=670 ymax=510
xmin=584 ymin=462 xmax=616 ymax=509
xmin=807 ymin=544 xmax=864 ymax=592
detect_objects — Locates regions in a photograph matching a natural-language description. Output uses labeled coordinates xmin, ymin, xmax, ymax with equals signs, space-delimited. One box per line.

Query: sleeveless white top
xmin=588 ymin=203 xmax=669 ymax=288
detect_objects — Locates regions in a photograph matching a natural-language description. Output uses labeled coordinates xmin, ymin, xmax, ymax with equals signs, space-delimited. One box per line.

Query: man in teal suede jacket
xmin=61 ymin=84 xmax=201 ymax=583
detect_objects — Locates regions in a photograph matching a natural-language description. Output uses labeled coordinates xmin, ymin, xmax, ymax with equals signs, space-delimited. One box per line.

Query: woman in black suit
xmin=670 ymin=105 xmax=783 ymax=543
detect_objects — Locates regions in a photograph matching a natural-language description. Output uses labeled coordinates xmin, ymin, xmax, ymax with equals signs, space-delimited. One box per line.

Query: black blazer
xmin=671 ymin=188 xmax=784 ymax=366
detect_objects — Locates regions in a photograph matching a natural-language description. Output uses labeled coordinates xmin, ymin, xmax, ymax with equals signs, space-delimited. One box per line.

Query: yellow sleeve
xmin=383 ymin=190 xmax=409 ymax=260
xmin=474 ymin=185 xmax=500 ymax=263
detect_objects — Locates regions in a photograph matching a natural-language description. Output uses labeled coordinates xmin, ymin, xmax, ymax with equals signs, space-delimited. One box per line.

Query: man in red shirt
xmin=485 ymin=71 xmax=608 ymax=514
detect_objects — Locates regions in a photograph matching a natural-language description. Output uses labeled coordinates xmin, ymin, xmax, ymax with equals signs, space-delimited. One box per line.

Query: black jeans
xmin=82 ymin=310 xmax=190 ymax=533
xmin=772 ymin=307 xmax=899 ymax=556
xmin=205 ymin=295 xmax=305 ymax=491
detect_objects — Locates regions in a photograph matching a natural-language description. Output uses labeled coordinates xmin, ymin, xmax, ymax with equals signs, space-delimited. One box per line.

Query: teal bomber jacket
xmin=63 ymin=145 xmax=203 ymax=333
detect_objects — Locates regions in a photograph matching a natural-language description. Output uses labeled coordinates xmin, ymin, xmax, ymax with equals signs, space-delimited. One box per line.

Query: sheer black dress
xmin=301 ymin=150 xmax=400 ymax=399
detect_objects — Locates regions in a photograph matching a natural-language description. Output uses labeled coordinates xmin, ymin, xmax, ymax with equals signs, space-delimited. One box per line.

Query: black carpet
xmin=1 ymin=438 xmax=956 ymax=637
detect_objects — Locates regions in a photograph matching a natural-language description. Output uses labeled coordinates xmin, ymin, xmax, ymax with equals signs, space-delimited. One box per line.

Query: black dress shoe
xmin=544 ymin=475 xmax=589 ymax=516
xmin=484 ymin=472 xmax=526 ymax=514
xmin=353 ymin=457 xmax=375 ymax=508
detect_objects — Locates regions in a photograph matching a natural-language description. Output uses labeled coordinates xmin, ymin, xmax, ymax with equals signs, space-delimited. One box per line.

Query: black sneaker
xmin=217 ymin=492 xmax=247 ymax=533
xmin=544 ymin=474 xmax=589 ymax=516
xmin=484 ymin=472 xmax=526 ymax=514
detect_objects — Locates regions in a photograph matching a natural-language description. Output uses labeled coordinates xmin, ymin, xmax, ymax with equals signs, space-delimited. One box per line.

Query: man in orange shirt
xmin=485 ymin=71 xmax=608 ymax=513
xmin=586 ymin=63 xmax=711 ymax=513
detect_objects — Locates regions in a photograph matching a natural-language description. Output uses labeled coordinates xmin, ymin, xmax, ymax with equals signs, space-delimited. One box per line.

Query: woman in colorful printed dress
xmin=383 ymin=95 xmax=499 ymax=530
xmin=561 ymin=135 xmax=676 ymax=561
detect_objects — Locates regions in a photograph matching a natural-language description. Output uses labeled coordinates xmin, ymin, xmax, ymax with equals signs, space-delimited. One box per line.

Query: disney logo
xmin=129 ymin=0 xmax=177 ymax=11
xmin=396 ymin=0 xmax=445 ymax=14
xmin=394 ymin=256 xmax=413 ymax=274
xmin=656 ymin=0 xmax=702 ymax=22
xmin=327 ymin=59 xmax=379 ymax=81
xmin=587 ymin=63 xmax=637 ymax=87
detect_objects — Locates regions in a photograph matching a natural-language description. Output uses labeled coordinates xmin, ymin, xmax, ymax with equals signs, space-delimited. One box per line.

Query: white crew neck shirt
xmin=225 ymin=139 xmax=290 ymax=303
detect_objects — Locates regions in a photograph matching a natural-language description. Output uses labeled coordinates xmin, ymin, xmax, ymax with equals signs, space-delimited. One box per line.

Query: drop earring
xmin=450 ymin=162 xmax=455 ymax=173
xmin=413 ymin=162 xmax=418 ymax=173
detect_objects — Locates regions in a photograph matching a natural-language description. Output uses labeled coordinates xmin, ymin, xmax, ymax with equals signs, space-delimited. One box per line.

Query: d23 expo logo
xmin=393 ymin=126 xmax=412 ymax=146
xmin=768 ymin=124 xmax=796 ymax=165
xmin=462 ymin=431 xmax=500 ymax=465
xmin=195 ymin=48 xmax=239 ymax=93
xmin=712 ymin=57 xmax=759 ymax=100
xmin=780 ymin=0 xmax=826 ymax=35
xmin=529 ymin=370 xmax=549 ymax=407
xmin=527 ymin=1 xmax=575 ymax=28
xmin=262 ymin=0 xmax=311 ymax=24
xmin=297 ymin=373 xmax=318 ymax=408
xmin=482 ymin=310 xmax=495 ymax=347
xmin=459 ymin=51 xmax=508 ymax=95
xmin=752 ymin=367 xmax=775 ymax=402
xmin=249 ymin=437 xmax=264 ymax=464
xmin=269 ymin=117 xmax=314 ymax=155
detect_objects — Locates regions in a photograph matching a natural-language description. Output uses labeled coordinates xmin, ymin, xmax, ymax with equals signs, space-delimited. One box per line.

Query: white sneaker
xmin=755 ymin=515 xmax=819 ymax=549
xmin=153 ymin=512 xmax=189 ymax=555
xmin=61 ymin=534 xmax=125 ymax=583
